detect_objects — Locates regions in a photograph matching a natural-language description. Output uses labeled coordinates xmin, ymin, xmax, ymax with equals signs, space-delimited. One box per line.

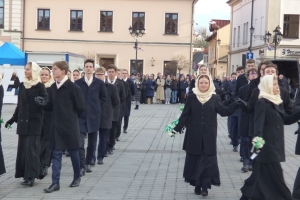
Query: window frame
xmin=70 ymin=10 xmax=83 ymax=31
xmin=233 ymin=28 xmax=236 ymax=47
xmin=163 ymin=61 xmax=177 ymax=76
xmin=283 ymin=14 xmax=299 ymax=39
xmin=237 ymin=26 xmax=240 ymax=47
xmin=130 ymin=59 xmax=144 ymax=75
xmin=37 ymin=9 xmax=50 ymax=30
xmin=165 ymin=13 xmax=178 ymax=35
xmin=0 ymin=0 xmax=4 ymax=29
xmin=100 ymin=11 xmax=113 ymax=32
xmin=131 ymin=12 xmax=145 ymax=31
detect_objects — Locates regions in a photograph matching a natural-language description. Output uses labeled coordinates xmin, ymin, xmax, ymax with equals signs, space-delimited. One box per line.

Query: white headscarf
xmin=192 ymin=74 xmax=216 ymax=104
xmin=196 ymin=65 xmax=216 ymax=92
xmin=23 ymin=62 xmax=41 ymax=89
xmin=258 ymin=75 xmax=282 ymax=105
xmin=41 ymin=67 xmax=54 ymax=88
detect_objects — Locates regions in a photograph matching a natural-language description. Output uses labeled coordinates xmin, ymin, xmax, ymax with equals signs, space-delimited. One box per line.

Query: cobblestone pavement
xmin=0 ymin=104 xmax=299 ymax=200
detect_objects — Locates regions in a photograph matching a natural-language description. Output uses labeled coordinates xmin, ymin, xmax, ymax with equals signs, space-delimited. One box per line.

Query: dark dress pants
xmin=52 ymin=149 xmax=80 ymax=184
xmin=79 ymin=132 xmax=97 ymax=169
xmin=241 ymin=136 xmax=252 ymax=166
xmin=108 ymin=121 xmax=117 ymax=150
xmin=116 ymin=116 xmax=122 ymax=138
xmin=230 ymin=116 xmax=239 ymax=147
xmin=97 ymin=129 xmax=109 ymax=160
xmin=122 ymin=116 xmax=129 ymax=131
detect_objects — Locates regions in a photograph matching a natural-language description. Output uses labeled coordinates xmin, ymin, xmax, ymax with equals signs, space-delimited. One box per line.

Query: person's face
xmin=216 ymin=76 xmax=220 ymax=80
xmin=279 ymin=75 xmax=283 ymax=80
xmin=226 ymin=76 xmax=230 ymax=81
xmin=95 ymin=71 xmax=105 ymax=81
xmin=200 ymin=67 xmax=207 ymax=75
xmin=73 ymin=71 xmax=80 ymax=81
xmin=107 ymin=69 xmax=116 ymax=80
xmin=264 ymin=67 xmax=277 ymax=76
xmin=12 ymin=72 xmax=16 ymax=76
xmin=40 ymin=69 xmax=50 ymax=84
xmin=273 ymin=79 xmax=279 ymax=95
xmin=249 ymin=71 xmax=258 ymax=80
xmin=122 ymin=70 xmax=128 ymax=79
xmin=117 ymin=71 xmax=122 ymax=79
xmin=149 ymin=75 xmax=153 ymax=80
xmin=180 ymin=76 xmax=184 ymax=81
xmin=24 ymin=64 xmax=32 ymax=79
xmin=246 ymin=63 xmax=255 ymax=70
xmin=236 ymin=70 xmax=244 ymax=77
xmin=167 ymin=75 xmax=170 ymax=79
xmin=198 ymin=77 xmax=210 ymax=93
xmin=231 ymin=75 xmax=236 ymax=80
xmin=84 ymin=62 xmax=94 ymax=74
xmin=67 ymin=71 xmax=71 ymax=78
xmin=52 ymin=65 xmax=65 ymax=79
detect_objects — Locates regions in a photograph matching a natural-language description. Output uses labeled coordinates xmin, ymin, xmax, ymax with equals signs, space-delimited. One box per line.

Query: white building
xmin=227 ymin=0 xmax=300 ymax=74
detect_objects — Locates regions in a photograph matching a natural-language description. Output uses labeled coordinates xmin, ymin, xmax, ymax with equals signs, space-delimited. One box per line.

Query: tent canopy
xmin=0 ymin=42 xmax=25 ymax=65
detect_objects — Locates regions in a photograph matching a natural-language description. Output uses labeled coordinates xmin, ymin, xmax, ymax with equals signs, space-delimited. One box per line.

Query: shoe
xmin=86 ymin=165 xmax=92 ymax=173
xmin=90 ymin=161 xmax=95 ymax=166
xmin=44 ymin=183 xmax=60 ymax=193
xmin=201 ymin=188 xmax=208 ymax=196
xmin=28 ymin=179 xmax=35 ymax=187
xmin=194 ymin=187 xmax=201 ymax=195
xmin=233 ymin=146 xmax=238 ymax=152
xmin=70 ymin=178 xmax=81 ymax=187
xmin=109 ymin=150 xmax=113 ymax=155
xmin=241 ymin=165 xmax=249 ymax=173
xmin=116 ymin=137 xmax=120 ymax=141
xmin=65 ymin=151 xmax=70 ymax=157
xmin=112 ymin=147 xmax=115 ymax=150
xmin=42 ymin=166 xmax=49 ymax=176
xmin=79 ymin=168 xmax=85 ymax=177
xmin=134 ymin=105 xmax=138 ymax=109
xmin=105 ymin=152 xmax=109 ymax=157
xmin=240 ymin=157 xmax=243 ymax=162
xmin=137 ymin=105 xmax=139 ymax=109
xmin=98 ymin=159 xmax=104 ymax=165
xmin=240 ymin=194 xmax=250 ymax=200
xmin=230 ymin=141 xmax=232 ymax=145
xmin=62 ymin=150 xmax=66 ymax=155
xmin=248 ymin=165 xmax=252 ymax=171
xmin=21 ymin=179 xmax=29 ymax=185
xmin=123 ymin=129 xmax=127 ymax=133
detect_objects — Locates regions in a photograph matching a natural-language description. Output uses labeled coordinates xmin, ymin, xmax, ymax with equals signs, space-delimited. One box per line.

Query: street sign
xmin=246 ymin=52 xmax=254 ymax=60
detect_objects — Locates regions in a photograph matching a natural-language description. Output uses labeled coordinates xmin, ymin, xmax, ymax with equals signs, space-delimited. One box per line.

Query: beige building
xmin=0 ymin=0 xmax=22 ymax=48
xmin=206 ymin=20 xmax=230 ymax=78
xmin=21 ymin=0 xmax=198 ymax=75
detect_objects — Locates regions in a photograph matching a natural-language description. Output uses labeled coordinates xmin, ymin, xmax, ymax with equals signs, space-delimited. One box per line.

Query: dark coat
xmin=222 ymin=80 xmax=230 ymax=92
xmin=41 ymin=87 xmax=52 ymax=140
xmin=134 ymin=81 xmax=142 ymax=101
xmin=145 ymin=79 xmax=156 ymax=97
xmin=238 ymin=84 xmax=251 ymax=137
xmin=278 ymin=77 xmax=289 ymax=91
xmin=11 ymin=82 xmax=47 ymax=136
xmin=75 ymin=77 xmax=107 ymax=133
xmin=171 ymin=80 xmax=178 ymax=91
xmin=124 ymin=79 xmax=134 ymax=116
xmin=0 ymin=85 xmax=5 ymax=175
xmin=113 ymin=79 xmax=126 ymax=121
xmin=178 ymin=80 xmax=188 ymax=90
xmin=254 ymin=99 xmax=300 ymax=163
xmin=245 ymin=77 xmax=260 ymax=101
xmin=228 ymin=79 xmax=238 ymax=116
xmin=235 ymin=74 xmax=248 ymax=96
xmin=293 ymin=91 xmax=300 ymax=155
xmin=0 ymin=85 xmax=4 ymax=142
xmin=119 ymin=79 xmax=128 ymax=117
xmin=188 ymin=79 xmax=195 ymax=94
xmin=174 ymin=94 xmax=237 ymax=156
xmin=100 ymin=82 xmax=120 ymax=129
xmin=47 ymin=79 xmax=86 ymax=150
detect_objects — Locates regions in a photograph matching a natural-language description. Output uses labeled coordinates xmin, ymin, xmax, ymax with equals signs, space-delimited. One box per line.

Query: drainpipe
xmin=249 ymin=0 xmax=254 ymax=53
xmin=22 ymin=0 xmax=25 ymax=51
xmin=190 ymin=0 xmax=196 ymax=74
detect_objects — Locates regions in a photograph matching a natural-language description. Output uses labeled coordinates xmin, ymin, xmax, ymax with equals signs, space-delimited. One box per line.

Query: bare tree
xmin=170 ymin=55 xmax=191 ymax=74
xmin=81 ymin=51 xmax=96 ymax=60
xmin=193 ymin=27 xmax=209 ymax=48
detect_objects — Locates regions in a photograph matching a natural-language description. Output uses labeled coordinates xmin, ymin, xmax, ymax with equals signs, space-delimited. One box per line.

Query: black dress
xmin=0 ymin=85 xmax=5 ymax=175
xmin=241 ymin=99 xmax=300 ymax=200
xmin=174 ymin=94 xmax=237 ymax=190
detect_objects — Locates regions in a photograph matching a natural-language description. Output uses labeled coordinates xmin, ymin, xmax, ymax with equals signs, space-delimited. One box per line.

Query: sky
xmin=194 ymin=0 xmax=231 ymax=30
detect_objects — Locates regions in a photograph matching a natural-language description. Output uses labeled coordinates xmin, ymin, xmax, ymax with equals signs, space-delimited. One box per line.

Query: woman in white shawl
xmin=5 ymin=62 xmax=48 ymax=187
xmin=173 ymin=74 xmax=238 ymax=197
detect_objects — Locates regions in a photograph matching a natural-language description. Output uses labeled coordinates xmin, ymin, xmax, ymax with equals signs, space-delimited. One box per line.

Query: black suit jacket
xmin=235 ymin=74 xmax=248 ymax=97
xmin=238 ymin=84 xmax=251 ymax=137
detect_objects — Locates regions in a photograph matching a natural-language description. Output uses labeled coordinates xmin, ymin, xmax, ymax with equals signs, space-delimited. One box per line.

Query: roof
xmin=0 ymin=42 xmax=25 ymax=65
xmin=218 ymin=55 xmax=228 ymax=63
xmin=205 ymin=32 xmax=216 ymax=42
xmin=209 ymin=19 xmax=230 ymax=32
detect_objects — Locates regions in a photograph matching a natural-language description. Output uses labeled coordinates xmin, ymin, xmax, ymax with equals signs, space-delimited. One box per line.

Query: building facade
xmin=21 ymin=0 xmax=198 ymax=75
xmin=227 ymin=0 xmax=300 ymax=75
xmin=0 ymin=0 xmax=22 ymax=48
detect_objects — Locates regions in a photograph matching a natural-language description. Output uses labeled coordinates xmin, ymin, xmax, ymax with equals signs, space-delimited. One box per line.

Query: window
xmin=100 ymin=11 xmax=113 ymax=32
xmin=132 ymin=12 xmax=145 ymax=31
xmin=99 ymin=58 xmax=114 ymax=69
xmin=243 ymin=22 xmax=248 ymax=45
xmin=283 ymin=14 xmax=299 ymax=38
xmin=70 ymin=10 xmax=83 ymax=31
xmin=0 ymin=0 xmax=3 ymax=28
xmin=245 ymin=22 xmax=248 ymax=44
xmin=164 ymin=61 xmax=177 ymax=76
xmin=37 ymin=9 xmax=50 ymax=30
xmin=165 ymin=13 xmax=178 ymax=34
xmin=233 ymin=28 xmax=236 ymax=47
xmin=237 ymin=26 xmax=240 ymax=47
xmin=130 ymin=60 xmax=143 ymax=75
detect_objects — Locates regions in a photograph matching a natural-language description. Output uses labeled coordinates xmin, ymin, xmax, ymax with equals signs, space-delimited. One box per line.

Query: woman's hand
xmin=5 ymin=118 xmax=14 ymax=128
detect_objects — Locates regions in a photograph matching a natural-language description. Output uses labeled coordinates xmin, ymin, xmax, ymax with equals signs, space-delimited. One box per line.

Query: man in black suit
xmin=235 ymin=59 xmax=256 ymax=95
xmin=122 ymin=69 xmax=135 ymax=133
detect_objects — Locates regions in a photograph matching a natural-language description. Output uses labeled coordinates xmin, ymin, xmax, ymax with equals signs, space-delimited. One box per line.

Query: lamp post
xmin=128 ymin=26 xmax=145 ymax=74
xmin=264 ymin=25 xmax=283 ymax=59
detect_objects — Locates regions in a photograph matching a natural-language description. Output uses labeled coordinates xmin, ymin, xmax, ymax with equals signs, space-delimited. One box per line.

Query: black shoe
xmin=21 ymin=179 xmax=29 ymax=185
xmin=116 ymin=137 xmax=120 ymax=141
xmin=248 ymin=166 xmax=252 ymax=171
xmin=240 ymin=194 xmax=250 ymax=200
xmin=65 ymin=151 xmax=70 ymax=157
xmin=201 ymin=188 xmax=208 ymax=196
xmin=70 ymin=178 xmax=81 ymax=187
xmin=28 ymin=179 xmax=35 ymax=187
xmin=123 ymin=129 xmax=127 ymax=133
xmin=233 ymin=146 xmax=238 ymax=152
xmin=44 ymin=183 xmax=60 ymax=193
xmin=228 ymin=134 xmax=231 ymax=138
xmin=62 ymin=150 xmax=66 ymax=155
xmin=79 ymin=168 xmax=85 ymax=177
xmin=194 ymin=187 xmax=201 ymax=195
xmin=112 ymin=147 xmax=115 ymax=150
xmin=134 ymin=105 xmax=138 ymax=110
xmin=98 ymin=159 xmax=104 ymax=165
xmin=86 ymin=165 xmax=92 ymax=173
xmin=240 ymin=157 xmax=243 ymax=162
xmin=43 ymin=166 xmax=49 ymax=176
xmin=105 ymin=152 xmax=109 ymax=157
xmin=230 ymin=141 xmax=232 ymax=145
xmin=241 ymin=165 xmax=249 ymax=173
xmin=90 ymin=161 xmax=95 ymax=166
xmin=109 ymin=150 xmax=113 ymax=155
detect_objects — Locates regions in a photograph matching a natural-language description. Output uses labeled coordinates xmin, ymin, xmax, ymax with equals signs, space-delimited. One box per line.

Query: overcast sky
xmin=194 ymin=0 xmax=230 ymax=30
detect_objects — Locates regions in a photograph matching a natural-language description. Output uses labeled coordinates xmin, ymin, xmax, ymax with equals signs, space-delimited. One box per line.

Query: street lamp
xmin=217 ymin=39 xmax=221 ymax=45
xmin=129 ymin=26 xmax=145 ymax=74
xmin=265 ymin=25 xmax=283 ymax=59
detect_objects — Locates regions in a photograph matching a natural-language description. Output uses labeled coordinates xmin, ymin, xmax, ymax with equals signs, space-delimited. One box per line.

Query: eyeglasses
xmin=95 ymin=73 xmax=104 ymax=76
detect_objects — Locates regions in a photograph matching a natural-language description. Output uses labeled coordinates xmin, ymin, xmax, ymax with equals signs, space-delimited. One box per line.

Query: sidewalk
xmin=0 ymin=104 xmax=299 ymax=200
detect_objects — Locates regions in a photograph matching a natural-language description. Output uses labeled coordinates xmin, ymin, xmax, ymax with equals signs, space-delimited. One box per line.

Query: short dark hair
xmin=84 ymin=59 xmax=95 ymax=68
xmin=73 ymin=69 xmax=80 ymax=74
xmin=107 ymin=64 xmax=118 ymax=72
xmin=231 ymin=73 xmax=237 ymax=76
xmin=246 ymin=68 xmax=258 ymax=78
xmin=53 ymin=61 xmax=69 ymax=75
xmin=258 ymin=60 xmax=273 ymax=73
xmin=263 ymin=63 xmax=278 ymax=75
xmin=246 ymin=59 xmax=255 ymax=64
xmin=236 ymin=66 xmax=244 ymax=72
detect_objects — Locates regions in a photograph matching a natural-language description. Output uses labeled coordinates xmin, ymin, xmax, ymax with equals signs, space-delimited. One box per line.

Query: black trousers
xmin=230 ymin=116 xmax=239 ymax=147
xmin=79 ymin=132 xmax=97 ymax=168
xmin=293 ymin=167 xmax=300 ymax=199
xmin=122 ymin=116 xmax=129 ymax=130
xmin=179 ymin=89 xmax=185 ymax=104
xmin=241 ymin=136 xmax=252 ymax=166
xmin=108 ymin=121 xmax=118 ymax=150
xmin=116 ymin=116 xmax=122 ymax=138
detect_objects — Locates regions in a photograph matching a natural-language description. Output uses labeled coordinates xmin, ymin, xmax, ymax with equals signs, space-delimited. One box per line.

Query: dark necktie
xmin=57 ymin=81 xmax=60 ymax=84
xmin=111 ymin=80 xmax=113 ymax=83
